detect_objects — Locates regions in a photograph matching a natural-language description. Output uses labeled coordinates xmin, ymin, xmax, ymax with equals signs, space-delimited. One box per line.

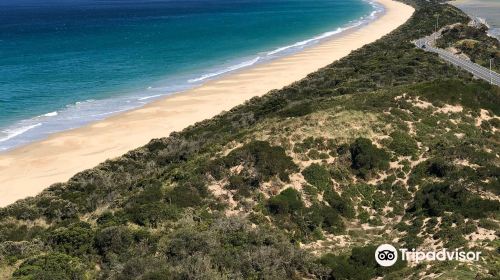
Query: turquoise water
xmin=0 ymin=0 xmax=379 ymax=150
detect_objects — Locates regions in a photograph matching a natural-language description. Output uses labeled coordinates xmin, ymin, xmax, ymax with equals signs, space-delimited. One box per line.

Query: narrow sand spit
xmin=0 ymin=0 xmax=414 ymax=207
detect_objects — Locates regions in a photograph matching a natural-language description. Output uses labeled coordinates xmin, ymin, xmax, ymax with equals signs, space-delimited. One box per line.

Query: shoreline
xmin=449 ymin=0 xmax=500 ymax=40
xmin=0 ymin=0 xmax=381 ymax=153
xmin=0 ymin=0 xmax=414 ymax=207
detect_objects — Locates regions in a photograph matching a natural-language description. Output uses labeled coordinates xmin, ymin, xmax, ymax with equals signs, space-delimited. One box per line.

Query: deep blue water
xmin=0 ymin=0 xmax=379 ymax=150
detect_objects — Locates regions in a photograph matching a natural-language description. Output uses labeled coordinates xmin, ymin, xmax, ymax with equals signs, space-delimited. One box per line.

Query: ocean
xmin=0 ymin=0 xmax=380 ymax=151
xmin=451 ymin=0 xmax=500 ymax=40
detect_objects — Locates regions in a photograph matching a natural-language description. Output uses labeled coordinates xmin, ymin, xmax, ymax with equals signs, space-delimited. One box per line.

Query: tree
xmin=267 ymin=188 xmax=304 ymax=215
xmin=350 ymin=138 xmax=390 ymax=178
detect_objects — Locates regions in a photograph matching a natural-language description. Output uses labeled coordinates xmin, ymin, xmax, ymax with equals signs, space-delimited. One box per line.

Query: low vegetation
xmin=436 ymin=23 xmax=499 ymax=72
xmin=0 ymin=0 xmax=498 ymax=279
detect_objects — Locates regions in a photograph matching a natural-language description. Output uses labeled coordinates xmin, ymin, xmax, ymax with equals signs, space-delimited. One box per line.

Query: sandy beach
xmin=0 ymin=0 xmax=414 ymax=207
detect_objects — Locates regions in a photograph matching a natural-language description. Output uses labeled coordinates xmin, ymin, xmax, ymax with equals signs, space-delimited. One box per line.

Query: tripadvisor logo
xmin=375 ymin=244 xmax=398 ymax=267
xmin=374 ymin=244 xmax=482 ymax=267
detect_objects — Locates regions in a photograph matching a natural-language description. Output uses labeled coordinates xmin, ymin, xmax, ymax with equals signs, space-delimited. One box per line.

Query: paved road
xmin=415 ymin=35 xmax=500 ymax=86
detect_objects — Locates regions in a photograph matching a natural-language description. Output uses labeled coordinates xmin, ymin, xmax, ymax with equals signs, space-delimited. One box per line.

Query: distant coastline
xmin=450 ymin=0 xmax=500 ymax=40
xmin=0 ymin=0 xmax=415 ymax=207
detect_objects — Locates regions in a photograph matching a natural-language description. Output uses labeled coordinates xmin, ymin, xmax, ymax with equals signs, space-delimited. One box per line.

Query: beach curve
xmin=0 ymin=0 xmax=414 ymax=207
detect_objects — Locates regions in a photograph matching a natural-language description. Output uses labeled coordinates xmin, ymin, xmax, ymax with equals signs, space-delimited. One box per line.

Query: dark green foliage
xmin=302 ymin=164 xmax=332 ymax=191
xmin=48 ymin=222 xmax=94 ymax=257
xmin=267 ymin=188 xmax=304 ymax=215
xmin=350 ymin=138 xmax=390 ymax=178
xmin=408 ymin=158 xmax=454 ymax=186
xmin=13 ymin=253 xmax=85 ymax=280
xmin=165 ymin=185 xmax=203 ymax=208
xmin=0 ymin=223 xmax=45 ymax=242
xmin=279 ymin=102 xmax=314 ymax=117
xmin=372 ymin=191 xmax=389 ymax=210
xmin=307 ymin=149 xmax=329 ymax=160
xmin=401 ymin=233 xmax=424 ymax=249
xmin=462 ymin=221 xmax=477 ymax=235
xmin=96 ymin=211 xmax=124 ymax=227
xmin=35 ymin=197 xmax=79 ymax=222
xmin=95 ymin=226 xmax=134 ymax=257
xmin=479 ymin=219 xmax=498 ymax=230
xmin=296 ymin=137 xmax=331 ymax=152
xmin=203 ymin=158 xmax=226 ymax=181
xmin=127 ymin=202 xmax=180 ymax=227
xmin=427 ymin=159 xmax=453 ymax=177
xmin=123 ymin=180 xmax=180 ymax=226
xmin=319 ymin=207 xmax=345 ymax=234
xmin=388 ymin=131 xmax=418 ymax=156
xmin=408 ymin=183 xmax=500 ymax=218
xmin=337 ymin=143 xmax=350 ymax=156
xmin=300 ymin=203 xmax=346 ymax=235
xmin=323 ymin=189 xmax=355 ymax=219
xmin=223 ymin=141 xmax=298 ymax=182
xmin=227 ymin=174 xmax=259 ymax=198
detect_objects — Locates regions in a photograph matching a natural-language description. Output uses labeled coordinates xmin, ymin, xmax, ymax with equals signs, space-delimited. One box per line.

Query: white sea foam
xmin=0 ymin=123 xmax=42 ymax=143
xmin=138 ymin=94 xmax=163 ymax=101
xmin=90 ymin=108 xmax=130 ymax=117
xmin=489 ymin=27 xmax=500 ymax=40
xmin=74 ymin=99 xmax=95 ymax=106
xmin=188 ymin=56 xmax=261 ymax=83
xmin=42 ymin=111 xmax=58 ymax=117
xmin=266 ymin=27 xmax=347 ymax=56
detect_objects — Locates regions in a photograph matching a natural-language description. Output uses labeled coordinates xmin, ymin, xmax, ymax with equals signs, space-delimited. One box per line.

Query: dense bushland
xmin=0 ymin=1 xmax=498 ymax=279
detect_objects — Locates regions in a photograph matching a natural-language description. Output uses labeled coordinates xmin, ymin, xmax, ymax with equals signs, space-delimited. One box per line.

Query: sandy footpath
xmin=0 ymin=0 xmax=414 ymax=207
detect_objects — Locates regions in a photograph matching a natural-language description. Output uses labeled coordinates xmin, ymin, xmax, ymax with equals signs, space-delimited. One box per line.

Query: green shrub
xmin=478 ymin=219 xmax=499 ymax=230
xmin=323 ymin=189 xmax=355 ymax=219
xmin=408 ymin=183 xmax=500 ymax=218
xmin=279 ymin=102 xmax=313 ymax=117
xmin=307 ymin=149 xmax=329 ymax=160
xmin=408 ymin=158 xmax=455 ymax=187
xmin=0 ymin=240 xmax=44 ymax=262
xmin=358 ymin=210 xmax=370 ymax=224
xmin=13 ymin=252 xmax=85 ymax=280
xmin=226 ymin=174 xmax=259 ymax=198
xmin=350 ymin=138 xmax=390 ymax=178
xmin=302 ymin=164 xmax=332 ymax=191
xmin=224 ymin=141 xmax=298 ymax=182
xmin=388 ymin=131 xmax=418 ymax=156
xmin=126 ymin=202 xmax=180 ymax=227
xmin=0 ymin=223 xmax=44 ymax=242
xmin=461 ymin=221 xmax=477 ymax=235
xmin=95 ymin=226 xmax=133 ymax=257
xmin=428 ymin=159 xmax=453 ymax=177
xmin=165 ymin=185 xmax=202 ymax=208
xmin=48 ymin=222 xmax=94 ymax=257
xmin=322 ymin=211 xmax=345 ymax=234
xmin=267 ymin=188 xmax=304 ymax=215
